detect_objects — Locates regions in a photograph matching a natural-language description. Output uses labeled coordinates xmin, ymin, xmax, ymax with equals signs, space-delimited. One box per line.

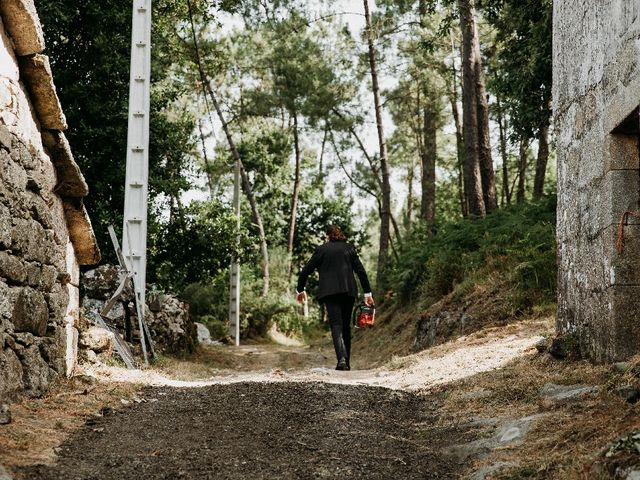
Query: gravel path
xmin=19 ymin=382 xmax=465 ymax=480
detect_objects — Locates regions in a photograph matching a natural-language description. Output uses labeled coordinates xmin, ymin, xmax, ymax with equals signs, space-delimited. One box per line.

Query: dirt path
xmin=4 ymin=318 xmax=554 ymax=479
xmin=19 ymin=382 xmax=465 ymax=480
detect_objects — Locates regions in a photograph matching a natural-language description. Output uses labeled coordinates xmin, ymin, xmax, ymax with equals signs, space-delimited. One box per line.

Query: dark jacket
xmin=296 ymin=240 xmax=371 ymax=300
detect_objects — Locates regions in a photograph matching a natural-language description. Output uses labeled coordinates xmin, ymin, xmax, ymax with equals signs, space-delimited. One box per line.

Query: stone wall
xmin=554 ymin=1 xmax=640 ymax=361
xmin=81 ymin=265 xmax=198 ymax=360
xmin=0 ymin=1 xmax=99 ymax=400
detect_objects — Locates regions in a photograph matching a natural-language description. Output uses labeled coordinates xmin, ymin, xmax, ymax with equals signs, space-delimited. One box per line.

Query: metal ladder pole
xmin=122 ymin=0 xmax=152 ymax=364
xmin=229 ymin=159 xmax=241 ymax=346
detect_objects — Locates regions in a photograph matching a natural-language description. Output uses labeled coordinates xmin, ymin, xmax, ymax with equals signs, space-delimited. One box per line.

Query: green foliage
xmin=482 ymin=0 xmax=553 ymax=140
xmin=37 ymin=0 xmax=203 ymax=263
xmin=390 ymin=196 xmax=557 ymax=312
xmin=181 ymin=249 xmax=314 ymax=340
xmin=148 ymin=200 xmax=248 ymax=291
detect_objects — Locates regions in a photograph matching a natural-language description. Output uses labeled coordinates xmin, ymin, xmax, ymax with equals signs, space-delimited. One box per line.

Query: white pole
xmin=229 ymin=159 xmax=241 ymax=346
xmin=122 ymin=0 xmax=152 ymax=363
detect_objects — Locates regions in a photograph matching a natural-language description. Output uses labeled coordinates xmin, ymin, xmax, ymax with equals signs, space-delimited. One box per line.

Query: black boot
xmin=336 ymin=358 xmax=348 ymax=370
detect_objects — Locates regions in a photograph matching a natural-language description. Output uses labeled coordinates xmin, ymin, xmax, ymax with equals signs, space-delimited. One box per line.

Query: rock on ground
xmin=0 ymin=464 xmax=12 ymax=480
xmin=145 ymin=295 xmax=197 ymax=355
xmin=539 ymin=383 xmax=597 ymax=406
xmin=79 ymin=327 xmax=114 ymax=353
xmin=0 ymin=404 xmax=10 ymax=424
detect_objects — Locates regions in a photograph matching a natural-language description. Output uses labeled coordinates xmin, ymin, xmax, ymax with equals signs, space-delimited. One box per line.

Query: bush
xmin=180 ymin=248 xmax=319 ymax=340
xmin=390 ymin=196 xmax=557 ymax=311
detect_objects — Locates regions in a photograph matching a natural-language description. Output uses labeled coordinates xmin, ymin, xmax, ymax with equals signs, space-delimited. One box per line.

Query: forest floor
xmin=2 ymin=315 xmax=640 ymax=479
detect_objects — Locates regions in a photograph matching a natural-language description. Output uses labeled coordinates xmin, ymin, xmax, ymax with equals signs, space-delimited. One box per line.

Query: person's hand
xmin=364 ymin=294 xmax=374 ymax=306
xmin=296 ymin=291 xmax=307 ymax=304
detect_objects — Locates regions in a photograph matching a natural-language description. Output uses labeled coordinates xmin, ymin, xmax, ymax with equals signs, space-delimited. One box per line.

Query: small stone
xmin=616 ymin=384 xmax=640 ymax=404
xmin=626 ymin=470 xmax=640 ymax=480
xmin=460 ymin=389 xmax=493 ymax=400
xmin=535 ymin=337 xmax=549 ymax=353
xmin=613 ymin=362 xmax=632 ymax=374
xmin=540 ymin=383 xmax=597 ymax=405
xmin=79 ymin=327 xmax=114 ymax=353
xmin=0 ymin=464 xmax=13 ymax=480
xmin=0 ymin=404 xmax=12 ymax=425
xmin=84 ymin=349 xmax=98 ymax=364
xmin=195 ymin=322 xmax=212 ymax=344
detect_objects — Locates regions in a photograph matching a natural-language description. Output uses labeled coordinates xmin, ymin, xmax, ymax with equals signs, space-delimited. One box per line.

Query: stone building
xmin=0 ymin=0 xmax=100 ymax=400
xmin=554 ymin=1 xmax=640 ymax=361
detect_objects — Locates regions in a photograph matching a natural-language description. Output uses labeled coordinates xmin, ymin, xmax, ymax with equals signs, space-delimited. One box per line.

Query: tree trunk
xmin=458 ymin=0 xmax=485 ymax=217
xmin=496 ymin=96 xmax=511 ymax=206
xmin=364 ymin=0 xmax=392 ymax=291
xmin=475 ymin=59 xmax=498 ymax=212
xmin=319 ymin=123 xmax=328 ymax=178
xmin=206 ymin=82 xmax=270 ymax=296
xmin=420 ymin=103 xmax=436 ymax=225
xmin=533 ymin=123 xmax=549 ymax=199
xmin=448 ymin=45 xmax=467 ymax=217
xmin=517 ymin=137 xmax=528 ymax=203
xmin=405 ymin=160 xmax=414 ymax=230
xmin=286 ymin=112 xmax=302 ymax=280
xmin=185 ymin=2 xmax=270 ymax=293
xmin=197 ymin=120 xmax=214 ymax=195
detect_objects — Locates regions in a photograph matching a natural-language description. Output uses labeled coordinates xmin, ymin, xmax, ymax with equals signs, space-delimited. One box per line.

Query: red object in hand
xmin=353 ymin=303 xmax=376 ymax=329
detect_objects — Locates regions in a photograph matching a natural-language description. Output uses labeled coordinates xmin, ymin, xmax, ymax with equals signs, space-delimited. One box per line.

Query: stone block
xmin=11 ymin=286 xmax=48 ymax=336
xmin=25 ymin=261 xmax=40 ymax=287
xmin=45 ymin=282 xmax=68 ymax=324
xmin=40 ymin=264 xmax=57 ymax=292
xmin=0 ymin=203 xmax=10 ymax=248
xmin=0 ymin=347 xmax=23 ymax=401
xmin=62 ymin=199 xmax=100 ymax=265
xmin=65 ymin=240 xmax=79 ymax=285
xmin=29 ymin=194 xmax=54 ymax=230
xmin=17 ymin=344 xmax=56 ymax=396
xmin=10 ymin=217 xmax=51 ymax=263
xmin=0 ymin=17 xmax=20 ymax=82
xmin=17 ymin=54 xmax=67 ymax=130
xmin=12 ymin=137 xmax=37 ymax=170
xmin=79 ymin=326 xmax=114 ymax=353
xmin=41 ymin=131 xmax=89 ymax=197
xmin=0 ymin=284 xmax=20 ymax=321
xmin=38 ymin=326 xmax=66 ymax=375
xmin=64 ymin=324 xmax=78 ymax=376
xmin=0 ymin=0 xmax=45 ymax=56
xmin=0 ymin=251 xmax=26 ymax=284
xmin=0 ymin=148 xmax=28 ymax=193
xmin=0 ymin=126 xmax=11 ymax=152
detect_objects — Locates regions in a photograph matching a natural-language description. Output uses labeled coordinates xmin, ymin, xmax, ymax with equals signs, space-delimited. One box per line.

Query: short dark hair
xmin=326 ymin=224 xmax=347 ymax=242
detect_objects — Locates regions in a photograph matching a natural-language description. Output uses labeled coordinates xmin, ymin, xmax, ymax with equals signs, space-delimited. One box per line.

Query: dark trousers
xmin=323 ymin=293 xmax=355 ymax=363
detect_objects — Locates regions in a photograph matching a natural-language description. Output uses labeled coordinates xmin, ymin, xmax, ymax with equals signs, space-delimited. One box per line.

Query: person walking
xmin=296 ymin=225 xmax=374 ymax=371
